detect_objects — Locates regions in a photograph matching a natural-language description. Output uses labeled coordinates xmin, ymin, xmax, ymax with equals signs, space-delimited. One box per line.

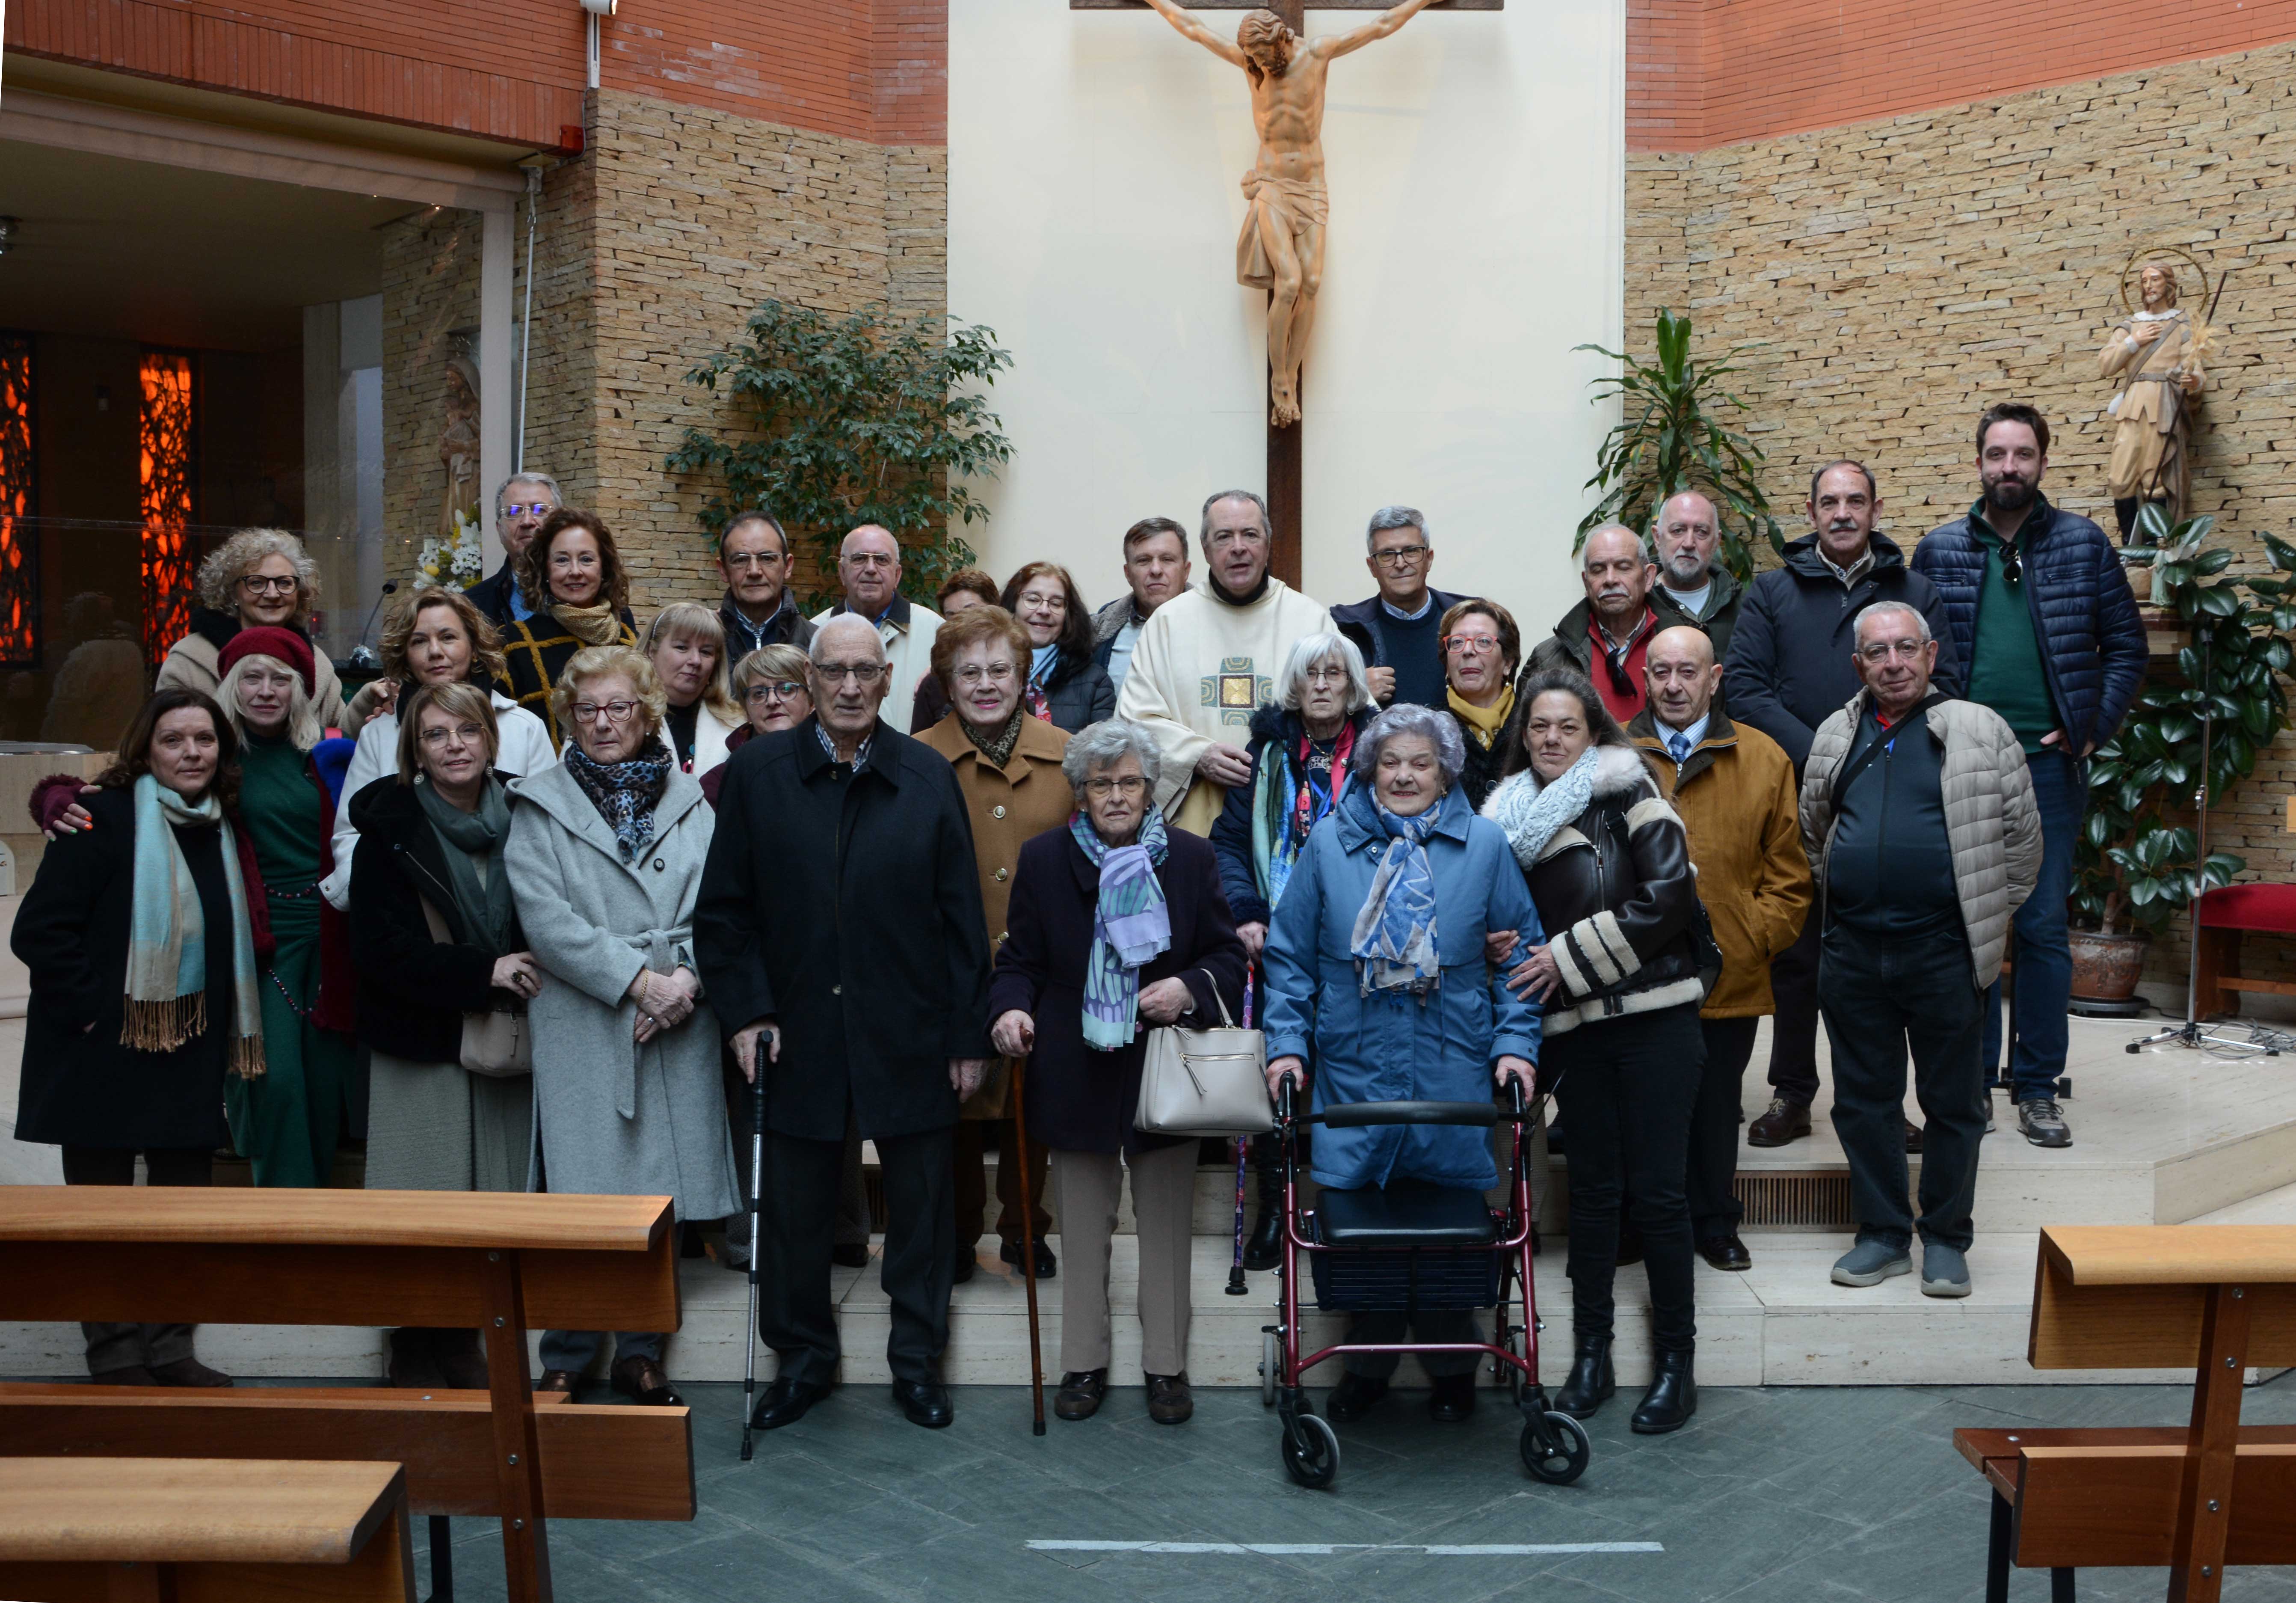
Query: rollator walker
xmin=1261 ymin=1072 xmax=1588 ymax=1490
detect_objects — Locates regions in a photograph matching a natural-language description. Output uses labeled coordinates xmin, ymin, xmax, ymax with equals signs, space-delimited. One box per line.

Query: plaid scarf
xmin=563 ymin=736 xmax=672 ymax=861
xmin=1071 ymin=807 xmax=1172 ymax=1050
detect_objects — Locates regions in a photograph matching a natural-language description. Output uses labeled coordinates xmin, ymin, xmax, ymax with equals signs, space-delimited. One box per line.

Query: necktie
xmin=1668 ymin=732 xmax=1692 ymax=764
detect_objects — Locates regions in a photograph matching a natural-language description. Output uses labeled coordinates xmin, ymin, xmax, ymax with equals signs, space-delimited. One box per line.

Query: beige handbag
xmin=418 ymin=895 xmax=533 ymax=1079
xmin=1134 ymin=970 xmax=1271 ymax=1138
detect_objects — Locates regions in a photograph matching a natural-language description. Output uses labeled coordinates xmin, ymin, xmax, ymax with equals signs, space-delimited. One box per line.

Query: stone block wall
xmin=380 ymin=208 xmax=487 ymax=593
xmin=1625 ymin=39 xmax=2296 ymax=991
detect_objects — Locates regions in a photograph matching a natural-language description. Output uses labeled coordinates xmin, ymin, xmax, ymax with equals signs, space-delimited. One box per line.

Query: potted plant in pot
xmin=2070 ymin=513 xmax=2296 ymax=1006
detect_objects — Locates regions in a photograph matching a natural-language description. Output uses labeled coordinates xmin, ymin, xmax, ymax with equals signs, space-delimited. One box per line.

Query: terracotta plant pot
xmin=2068 ymin=929 xmax=2148 ymax=1002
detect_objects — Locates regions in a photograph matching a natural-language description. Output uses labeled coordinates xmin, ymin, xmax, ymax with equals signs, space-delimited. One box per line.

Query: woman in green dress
xmin=214 ymin=626 xmax=360 ymax=1186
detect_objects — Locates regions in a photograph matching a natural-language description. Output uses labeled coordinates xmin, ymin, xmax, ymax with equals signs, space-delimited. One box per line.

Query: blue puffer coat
xmin=1911 ymin=498 xmax=2147 ymax=761
xmin=1262 ymin=781 xmax=1542 ymax=1192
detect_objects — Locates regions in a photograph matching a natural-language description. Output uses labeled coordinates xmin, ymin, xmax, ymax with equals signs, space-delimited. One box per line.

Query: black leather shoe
xmin=1553 ymin=1337 xmax=1615 ymax=1419
xmin=893 ymin=1377 xmax=953 ymax=1428
xmin=750 ymin=1375 xmax=831 ymax=1431
xmin=1630 ymin=1349 xmax=1697 ymax=1434
xmin=952 ymin=1245 xmax=978 ymax=1285
xmin=1325 ymin=1372 xmax=1388 ymax=1422
xmin=1001 ymin=1237 xmax=1057 ymax=1278
xmin=1145 ymin=1372 xmax=1194 ymax=1425
xmin=1053 ymin=1369 xmax=1107 ymax=1421
xmin=1905 ymin=1117 xmax=1924 ymax=1155
xmin=1428 ymin=1373 xmax=1476 ymax=1422
xmin=1697 ymin=1234 xmax=1752 ymax=1271
xmin=831 ymin=1243 xmax=871 ymax=1269
xmin=610 ymin=1356 xmax=683 ymax=1407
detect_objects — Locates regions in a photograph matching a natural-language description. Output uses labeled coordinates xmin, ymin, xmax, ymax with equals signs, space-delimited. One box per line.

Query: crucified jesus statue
xmin=1142 ymin=0 xmax=1443 ymax=427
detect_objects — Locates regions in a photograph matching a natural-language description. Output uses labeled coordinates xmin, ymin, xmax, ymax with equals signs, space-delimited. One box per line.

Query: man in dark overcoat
xmin=696 ymin=614 xmax=992 ymax=1432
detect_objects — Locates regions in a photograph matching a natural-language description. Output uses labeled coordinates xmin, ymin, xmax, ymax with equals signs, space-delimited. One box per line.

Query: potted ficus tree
xmin=2069 ymin=511 xmax=2296 ymax=1003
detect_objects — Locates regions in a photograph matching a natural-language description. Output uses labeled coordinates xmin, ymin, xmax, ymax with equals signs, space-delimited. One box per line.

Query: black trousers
xmin=1688 ymin=1016 xmax=1760 ymax=1241
xmin=61 ymin=1146 xmax=212 ymax=1374
xmin=761 ymin=1120 xmax=953 ymax=1387
xmin=1766 ymin=905 xmax=1823 ymax=1105
xmin=1816 ymin=921 xmax=1986 ymax=1252
xmin=953 ymin=1119 xmax=1050 ymax=1248
xmin=1547 ymin=1004 xmax=1702 ymax=1354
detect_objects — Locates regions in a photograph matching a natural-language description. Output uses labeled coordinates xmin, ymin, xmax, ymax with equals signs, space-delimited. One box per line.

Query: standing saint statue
xmin=1142 ymin=0 xmax=1443 ymax=427
xmin=2097 ymin=258 xmax=2208 ymax=544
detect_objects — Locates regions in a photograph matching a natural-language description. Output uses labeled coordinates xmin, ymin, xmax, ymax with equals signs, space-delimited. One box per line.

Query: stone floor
xmin=402 ymin=1376 xmax=2296 ymax=1602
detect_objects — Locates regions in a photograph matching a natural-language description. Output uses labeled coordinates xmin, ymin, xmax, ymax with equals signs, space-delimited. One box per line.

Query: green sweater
xmin=1964 ymin=508 xmax=2059 ymax=756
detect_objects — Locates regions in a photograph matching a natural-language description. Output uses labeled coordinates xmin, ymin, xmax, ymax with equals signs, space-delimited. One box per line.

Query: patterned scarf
xmin=553 ymin=601 xmax=625 ymax=647
xmin=1484 ymin=742 xmax=1602 ymax=869
xmin=1348 ymin=799 xmax=1442 ymax=997
xmin=1263 ymin=721 xmax=1352 ymax=913
xmin=124 ymin=773 xmax=264 ymax=1077
xmin=961 ymin=706 xmax=1026 ymax=769
xmin=563 ymin=736 xmax=672 ymax=861
xmin=1024 ymin=644 xmax=1059 ymax=722
xmin=1071 ymin=807 xmax=1172 ymax=1050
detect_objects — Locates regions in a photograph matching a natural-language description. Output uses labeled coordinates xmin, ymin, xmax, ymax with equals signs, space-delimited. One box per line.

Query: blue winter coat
xmin=1910 ymin=498 xmax=2147 ymax=763
xmin=1262 ymin=782 xmax=1543 ymax=1192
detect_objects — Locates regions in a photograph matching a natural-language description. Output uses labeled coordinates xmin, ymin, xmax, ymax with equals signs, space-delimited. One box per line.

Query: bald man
xmin=812 ymin=525 xmax=942 ymax=730
xmin=1526 ymin=525 xmax=1660 ymax=723
xmin=1626 ymin=626 xmax=1810 ymax=1271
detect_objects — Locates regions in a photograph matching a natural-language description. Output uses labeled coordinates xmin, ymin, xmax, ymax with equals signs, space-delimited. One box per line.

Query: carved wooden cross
xmin=1070 ymin=0 xmax=1499 ymax=584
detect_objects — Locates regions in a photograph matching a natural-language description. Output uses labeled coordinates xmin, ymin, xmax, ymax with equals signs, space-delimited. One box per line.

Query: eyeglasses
xmin=1443 ymin=634 xmax=1502 ymax=657
xmin=1370 ymin=546 xmax=1429 ymax=568
xmin=1083 ymin=776 xmax=1148 ymax=798
xmin=420 ymin=722 xmax=489 ymax=747
xmin=743 ymin=681 xmax=806 ymax=704
xmin=814 ymin=662 xmax=887 ymax=685
xmin=955 ymin=663 xmax=1017 ymax=686
xmin=500 ymin=503 xmax=553 ymax=518
xmin=239 ymin=575 xmax=297 ymax=596
xmin=1856 ymin=641 xmax=1929 ymax=663
xmin=1302 ymin=666 xmax=1351 ymax=686
xmin=571 ymin=699 xmax=640 ymax=723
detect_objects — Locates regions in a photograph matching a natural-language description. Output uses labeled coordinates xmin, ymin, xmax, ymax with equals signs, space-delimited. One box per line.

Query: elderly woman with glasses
xmin=1209 ymin=631 xmax=1376 ymax=1267
xmin=1260 ymin=702 xmax=1542 ymax=1428
xmin=989 ymin=720 xmax=1247 ymax=1427
xmin=155 ymin=527 xmax=386 ymax=737
xmin=1440 ymin=599 xmax=1523 ymax=810
xmin=506 ymin=644 xmax=737 ymax=1407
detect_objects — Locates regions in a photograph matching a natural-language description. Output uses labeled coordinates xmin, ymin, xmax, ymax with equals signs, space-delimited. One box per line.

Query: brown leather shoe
xmin=1145 ymin=1372 xmax=1194 ymax=1425
xmin=146 ymin=1356 xmax=232 ymax=1388
xmin=535 ymin=1368 xmax=579 ymax=1396
xmin=611 ymin=1355 xmax=683 ymax=1407
xmin=1746 ymin=1098 xmax=1812 ymax=1147
xmin=1053 ymin=1368 xmax=1107 ymax=1421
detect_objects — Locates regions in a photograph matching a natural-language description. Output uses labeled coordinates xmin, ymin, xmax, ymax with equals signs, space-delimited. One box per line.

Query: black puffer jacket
xmin=1481 ymin=743 xmax=1704 ymax=1036
xmin=346 ymin=773 xmax=527 ymax=1066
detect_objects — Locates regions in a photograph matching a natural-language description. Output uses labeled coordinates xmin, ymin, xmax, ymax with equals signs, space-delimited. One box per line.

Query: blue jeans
xmin=1982 ymin=749 xmax=2081 ymax=1103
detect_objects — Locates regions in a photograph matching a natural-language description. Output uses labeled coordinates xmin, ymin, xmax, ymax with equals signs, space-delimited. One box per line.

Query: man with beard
xmin=1647 ymin=490 xmax=1742 ymax=662
xmin=1723 ymin=461 xmax=1960 ymax=1149
xmin=1911 ymin=403 xmax=2145 ymax=1151
xmin=1528 ymin=524 xmax=1662 ymax=724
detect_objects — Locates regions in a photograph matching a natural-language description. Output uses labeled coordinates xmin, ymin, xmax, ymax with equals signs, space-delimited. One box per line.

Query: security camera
xmin=578 ymin=0 xmax=615 ymax=14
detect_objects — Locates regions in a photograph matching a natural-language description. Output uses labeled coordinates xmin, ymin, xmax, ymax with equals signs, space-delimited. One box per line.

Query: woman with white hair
xmin=642 ymin=602 xmax=744 ymax=780
xmin=156 ymin=527 xmax=385 ymax=736
xmin=1208 ymin=629 xmax=1376 ymax=1267
xmin=213 ymin=628 xmax=361 ymax=1187
xmin=988 ymin=720 xmax=1248 ymax=1426
xmin=1260 ymin=702 xmax=1542 ymax=1427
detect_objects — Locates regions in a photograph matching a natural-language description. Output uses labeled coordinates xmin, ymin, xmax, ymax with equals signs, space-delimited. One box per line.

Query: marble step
xmin=0 ymin=1228 xmax=2256 ymax=1391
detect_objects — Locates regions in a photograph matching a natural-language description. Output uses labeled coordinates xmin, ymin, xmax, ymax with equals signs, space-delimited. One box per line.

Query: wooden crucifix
xmin=1072 ymin=0 xmax=1498 ymax=583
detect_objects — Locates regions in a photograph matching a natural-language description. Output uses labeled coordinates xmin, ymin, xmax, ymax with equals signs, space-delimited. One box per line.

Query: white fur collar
xmin=1480 ymin=745 xmax=1653 ymax=867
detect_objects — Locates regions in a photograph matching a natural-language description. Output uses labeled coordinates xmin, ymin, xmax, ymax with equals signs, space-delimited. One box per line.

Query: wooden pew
xmin=1950 ymin=1225 xmax=2296 ymax=1603
xmin=0 ymin=1456 xmax=415 ymax=1601
xmin=0 ymin=1187 xmax=691 ymax=1603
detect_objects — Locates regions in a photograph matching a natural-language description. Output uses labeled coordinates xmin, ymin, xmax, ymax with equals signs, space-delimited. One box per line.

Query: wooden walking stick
xmin=1009 ymin=1054 xmax=1048 ymax=1436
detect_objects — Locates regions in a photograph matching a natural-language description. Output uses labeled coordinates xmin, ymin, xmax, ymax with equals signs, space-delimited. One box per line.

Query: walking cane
xmin=738 ymin=1038 xmax=768 ymax=1463
xmin=1226 ymin=967 xmax=1255 ymax=1296
xmin=1010 ymin=1054 xmax=1048 ymax=1436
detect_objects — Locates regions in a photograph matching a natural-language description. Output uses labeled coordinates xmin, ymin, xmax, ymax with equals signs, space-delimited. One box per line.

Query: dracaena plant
xmin=1575 ymin=308 xmax=1784 ymax=584
xmin=2071 ymin=510 xmax=2296 ymax=934
xmin=667 ymin=300 xmax=1014 ymax=604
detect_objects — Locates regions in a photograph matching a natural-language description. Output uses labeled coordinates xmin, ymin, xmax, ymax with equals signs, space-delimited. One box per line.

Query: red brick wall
xmin=1630 ymin=0 xmax=2296 ymax=151
xmin=5 ymin=0 xmax=946 ymax=149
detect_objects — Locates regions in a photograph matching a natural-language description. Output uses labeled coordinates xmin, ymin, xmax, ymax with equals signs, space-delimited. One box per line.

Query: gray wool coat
xmin=504 ymin=761 xmax=739 ymax=1223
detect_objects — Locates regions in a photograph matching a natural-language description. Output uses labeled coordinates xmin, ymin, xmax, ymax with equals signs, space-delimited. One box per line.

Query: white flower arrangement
xmin=417 ymin=506 xmax=488 ymax=587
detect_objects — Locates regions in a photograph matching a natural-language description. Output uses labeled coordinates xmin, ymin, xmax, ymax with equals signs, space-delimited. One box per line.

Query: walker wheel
xmin=1282 ymin=1411 xmax=1340 ymax=1490
xmin=1521 ymin=1411 xmax=1590 ymax=1485
xmin=1260 ymin=1330 xmax=1279 ymax=1408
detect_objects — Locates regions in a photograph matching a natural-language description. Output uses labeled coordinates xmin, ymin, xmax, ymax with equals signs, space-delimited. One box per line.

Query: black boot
xmin=2115 ymin=497 xmax=2142 ymax=546
xmin=1552 ymin=1336 xmax=1615 ymax=1419
xmin=1630 ymin=1349 xmax=1696 ymax=1435
xmin=1242 ymin=1135 xmax=1283 ymax=1271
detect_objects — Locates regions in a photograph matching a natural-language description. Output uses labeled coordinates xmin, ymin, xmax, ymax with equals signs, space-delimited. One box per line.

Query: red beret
xmin=217 ymin=626 xmax=315 ymax=697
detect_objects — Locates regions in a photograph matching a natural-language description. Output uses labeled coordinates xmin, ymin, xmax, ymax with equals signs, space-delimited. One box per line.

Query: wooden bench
xmin=2191 ymin=883 xmax=2296 ymax=1018
xmin=1951 ymin=1225 xmax=2296 ymax=1602
xmin=0 ymin=1456 xmax=415 ymax=1601
xmin=0 ymin=1187 xmax=693 ymax=1603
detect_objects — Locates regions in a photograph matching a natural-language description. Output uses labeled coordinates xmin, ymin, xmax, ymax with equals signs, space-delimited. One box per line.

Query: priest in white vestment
xmin=1117 ymin=490 xmax=1333 ymax=834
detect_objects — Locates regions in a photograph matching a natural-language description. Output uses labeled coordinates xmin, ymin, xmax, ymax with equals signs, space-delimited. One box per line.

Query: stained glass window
xmin=0 ymin=332 xmax=34 ymax=668
xmin=139 ymin=349 xmax=198 ymax=666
